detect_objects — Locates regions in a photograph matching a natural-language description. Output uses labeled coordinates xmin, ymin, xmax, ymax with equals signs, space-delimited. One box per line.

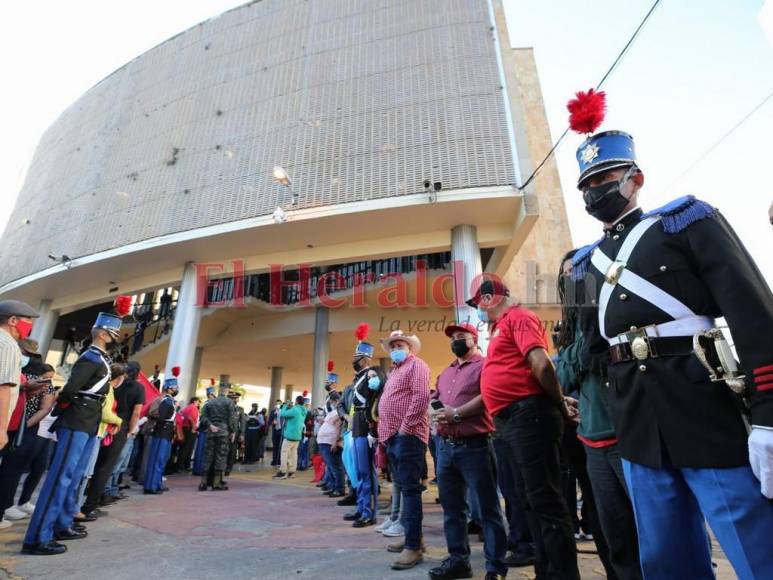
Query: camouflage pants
xmin=202 ymin=433 xmax=229 ymax=472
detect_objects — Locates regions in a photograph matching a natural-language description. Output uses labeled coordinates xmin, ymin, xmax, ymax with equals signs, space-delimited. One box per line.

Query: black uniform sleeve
xmin=60 ymin=358 xmax=103 ymax=400
xmin=199 ymin=402 xmax=211 ymax=431
xmin=684 ymin=213 xmax=773 ymax=427
xmin=157 ymin=398 xmax=175 ymax=422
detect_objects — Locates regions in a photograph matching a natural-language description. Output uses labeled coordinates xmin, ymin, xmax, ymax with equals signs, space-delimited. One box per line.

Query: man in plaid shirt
xmin=377 ymin=330 xmax=431 ymax=571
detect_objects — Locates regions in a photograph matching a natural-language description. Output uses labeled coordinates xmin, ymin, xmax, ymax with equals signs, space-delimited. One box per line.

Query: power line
xmin=662 ymin=87 xmax=773 ymax=191
xmin=517 ymin=0 xmax=663 ymax=191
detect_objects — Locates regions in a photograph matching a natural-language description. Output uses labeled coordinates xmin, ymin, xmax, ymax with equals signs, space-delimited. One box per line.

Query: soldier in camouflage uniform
xmin=198 ymin=384 xmax=236 ymax=491
xmin=226 ymin=391 xmax=246 ymax=476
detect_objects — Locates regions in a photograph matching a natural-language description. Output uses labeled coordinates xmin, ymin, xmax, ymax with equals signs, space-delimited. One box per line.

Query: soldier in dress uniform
xmin=342 ymin=322 xmax=386 ymax=528
xmin=143 ymin=378 xmax=178 ymax=494
xmin=226 ymin=390 xmax=246 ymax=476
xmin=23 ymin=304 xmax=126 ymax=555
xmin=198 ymin=383 xmax=236 ymax=491
xmin=568 ymin=91 xmax=773 ymax=578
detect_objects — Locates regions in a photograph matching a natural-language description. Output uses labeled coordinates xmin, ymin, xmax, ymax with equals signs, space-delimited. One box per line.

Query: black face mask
xmin=583 ymin=178 xmax=630 ymax=223
xmin=451 ymin=339 xmax=471 ymax=358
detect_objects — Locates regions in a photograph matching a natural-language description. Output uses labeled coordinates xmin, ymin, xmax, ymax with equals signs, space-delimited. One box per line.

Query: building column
xmin=284 ymin=384 xmax=293 ymax=401
xmin=164 ymin=262 xmax=202 ymax=401
xmin=179 ymin=346 xmax=203 ymax=402
xmin=270 ymin=366 xmax=283 ymax=406
xmin=30 ymin=300 xmax=59 ymax=360
xmin=451 ymin=225 xmax=487 ymax=349
xmin=311 ymin=306 xmax=330 ymax=406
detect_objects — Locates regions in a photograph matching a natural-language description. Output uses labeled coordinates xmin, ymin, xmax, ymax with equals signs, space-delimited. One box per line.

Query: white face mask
xmin=20 ymin=355 xmax=30 ymax=368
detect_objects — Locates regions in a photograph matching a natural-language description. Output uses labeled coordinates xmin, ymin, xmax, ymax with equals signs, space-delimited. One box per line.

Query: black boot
xmin=212 ymin=471 xmax=229 ymax=491
xmin=428 ymin=558 xmax=473 ymax=580
xmin=199 ymin=473 xmax=209 ymax=491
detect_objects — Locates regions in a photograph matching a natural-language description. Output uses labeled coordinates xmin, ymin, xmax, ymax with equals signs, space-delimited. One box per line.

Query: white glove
xmin=748 ymin=426 xmax=773 ymax=499
xmin=367 ymin=434 xmax=377 ymax=448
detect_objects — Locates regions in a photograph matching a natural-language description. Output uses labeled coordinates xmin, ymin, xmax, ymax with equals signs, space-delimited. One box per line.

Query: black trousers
xmin=82 ymin=428 xmax=128 ymax=513
xmin=177 ymin=426 xmax=195 ymax=471
xmin=244 ymin=428 xmax=260 ymax=462
xmin=494 ymin=396 xmax=579 ymax=580
xmin=271 ymin=429 xmax=282 ymax=465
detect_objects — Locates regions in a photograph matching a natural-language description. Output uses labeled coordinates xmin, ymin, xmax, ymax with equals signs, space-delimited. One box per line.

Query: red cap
xmin=465 ymin=278 xmax=509 ymax=307
xmin=444 ymin=322 xmax=478 ymax=339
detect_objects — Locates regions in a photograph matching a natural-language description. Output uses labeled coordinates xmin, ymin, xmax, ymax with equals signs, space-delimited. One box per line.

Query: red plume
xmin=113 ymin=295 xmax=133 ymax=318
xmin=154 ymin=364 xmax=160 ymax=371
xmin=172 ymin=366 xmax=181 ymax=377
xmin=567 ymin=89 xmax=606 ymax=134
xmin=355 ymin=322 xmax=370 ymax=341
xmin=327 ymin=360 xmax=335 ymax=372
xmin=210 ymin=377 xmax=216 ymax=386
xmin=302 ymin=389 xmax=309 ymax=397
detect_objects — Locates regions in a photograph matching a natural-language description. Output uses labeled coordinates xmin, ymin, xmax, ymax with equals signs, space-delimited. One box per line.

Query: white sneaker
xmin=382 ymin=521 xmax=405 ymax=537
xmin=19 ymin=502 xmax=35 ymax=514
xmin=375 ymin=517 xmax=393 ymax=533
xmin=3 ymin=506 xmax=28 ymax=520
xmin=0 ymin=517 xmax=12 ymax=529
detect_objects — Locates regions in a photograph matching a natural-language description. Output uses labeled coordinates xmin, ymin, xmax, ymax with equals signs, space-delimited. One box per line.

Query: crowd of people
xmin=1 ymin=118 xmax=772 ymax=580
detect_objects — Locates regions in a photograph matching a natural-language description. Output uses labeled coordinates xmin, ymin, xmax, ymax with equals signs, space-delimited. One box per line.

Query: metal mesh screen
xmin=0 ymin=0 xmax=515 ymax=285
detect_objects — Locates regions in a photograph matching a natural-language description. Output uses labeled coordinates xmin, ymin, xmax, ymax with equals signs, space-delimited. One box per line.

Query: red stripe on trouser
xmin=753 ymin=365 xmax=773 ymax=376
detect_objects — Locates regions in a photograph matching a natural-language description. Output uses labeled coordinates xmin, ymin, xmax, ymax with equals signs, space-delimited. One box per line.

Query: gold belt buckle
xmin=605 ymin=261 xmax=626 ymax=284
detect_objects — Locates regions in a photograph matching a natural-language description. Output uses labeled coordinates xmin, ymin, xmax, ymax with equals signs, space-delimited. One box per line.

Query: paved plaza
xmin=0 ymin=463 xmax=737 ymax=580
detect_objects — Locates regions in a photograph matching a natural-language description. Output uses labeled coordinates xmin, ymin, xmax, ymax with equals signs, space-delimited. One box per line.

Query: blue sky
xmin=0 ymin=0 xmax=770 ymax=284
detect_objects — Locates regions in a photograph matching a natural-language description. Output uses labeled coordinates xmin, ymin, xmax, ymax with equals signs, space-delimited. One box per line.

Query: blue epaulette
xmin=80 ymin=346 xmax=105 ymax=364
xmin=642 ymin=195 xmax=717 ymax=233
xmin=571 ymin=236 xmax=604 ymax=281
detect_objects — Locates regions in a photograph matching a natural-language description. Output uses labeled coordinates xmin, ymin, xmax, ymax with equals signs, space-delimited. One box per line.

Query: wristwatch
xmin=452 ymin=409 xmax=462 ymax=423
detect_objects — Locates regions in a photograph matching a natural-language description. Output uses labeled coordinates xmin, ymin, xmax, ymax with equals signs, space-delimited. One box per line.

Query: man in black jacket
xmin=23 ymin=310 xmax=122 ymax=556
xmin=144 ymin=379 xmax=178 ymax=494
xmin=572 ymin=128 xmax=773 ymax=578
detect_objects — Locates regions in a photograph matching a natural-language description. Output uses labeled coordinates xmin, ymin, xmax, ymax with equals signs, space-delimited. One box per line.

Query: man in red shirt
xmin=177 ymin=397 xmax=201 ymax=471
xmin=377 ymin=330 xmax=431 ymax=571
xmin=428 ymin=322 xmax=507 ymax=580
xmin=469 ymin=279 xmax=579 ymax=580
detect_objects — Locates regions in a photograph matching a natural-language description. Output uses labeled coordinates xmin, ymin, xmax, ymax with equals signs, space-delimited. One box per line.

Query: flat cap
xmin=0 ymin=300 xmax=39 ymax=318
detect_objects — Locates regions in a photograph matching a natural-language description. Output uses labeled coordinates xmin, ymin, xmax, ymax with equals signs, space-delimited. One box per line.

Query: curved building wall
xmin=0 ymin=0 xmax=515 ymax=286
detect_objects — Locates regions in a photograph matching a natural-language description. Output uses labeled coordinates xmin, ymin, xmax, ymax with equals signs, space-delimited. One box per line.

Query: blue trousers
xmin=144 ymin=437 xmax=172 ymax=491
xmin=24 ymin=428 xmax=94 ymax=545
xmin=387 ymin=434 xmax=426 ymax=550
xmin=623 ymin=459 xmax=773 ymax=580
xmin=353 ymin=436 xmax=376 ymax=519
xmin=437 ymin=437 xmax=508 ymax=575
xmin=319 ymin=443 xmax=345 ymax=493
xmin=192 ymin=431 xmax=207 ymax=476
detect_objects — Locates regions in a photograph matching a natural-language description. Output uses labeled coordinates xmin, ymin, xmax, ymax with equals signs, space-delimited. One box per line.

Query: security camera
xmin=423 ymin=180 xmax=431 ymax=190
xmin=433 ymin=182 xmax=442 ymax=192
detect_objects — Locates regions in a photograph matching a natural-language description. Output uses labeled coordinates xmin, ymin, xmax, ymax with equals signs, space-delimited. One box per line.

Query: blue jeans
xmin=387 ymin=434 xmax=426 ymax=550
xmin=353 ymin=435 xmax=376 ymax=519
xmin=319 ymin=443 xmax=345 ymax=493
xmin=585 ymin=444 xmax=641 ymax=579
xmin=105 ymin=436 xmax=135 ymax=496
xmin=623 ymin=459 xmax=773 ymax=580
xmin=492 ymin=436 xmax=533 ymax=556
xmin=437 ymin=436 xmax=508 ymax=575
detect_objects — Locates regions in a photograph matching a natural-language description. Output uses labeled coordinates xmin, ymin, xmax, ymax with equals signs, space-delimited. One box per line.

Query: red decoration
xmin=172 ymin=366 xmax=181 ymax=377
xmin=302 ymin=389 xmax=309 ymax=397
xmin=567 ymin=89 xmax=606 ymax=135
xmin=327 ymin=360 xmax=335 ymax=372
xmin=113 ymin=295 xmax=133 ymax=318
xmin=210 ymin=377 xmax=216 ymax=386
xmin=154 ymin=364 xmax=160 ymax=371
xmin=355 ymin=322 xmax=370 ymax=341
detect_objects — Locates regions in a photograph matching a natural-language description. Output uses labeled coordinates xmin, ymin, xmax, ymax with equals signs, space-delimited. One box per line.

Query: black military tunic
xmin=349 ymin=366 xmax=386 ymax=438
xmin=54 ymin=345 xmax=111 ymax=435
xmin=575 ymin=198 xmax=773 ymax=468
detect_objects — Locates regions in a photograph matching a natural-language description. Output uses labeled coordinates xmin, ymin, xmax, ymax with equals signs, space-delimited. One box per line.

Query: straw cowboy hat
xmin=381 ymin=330 xmax=421 ymax=355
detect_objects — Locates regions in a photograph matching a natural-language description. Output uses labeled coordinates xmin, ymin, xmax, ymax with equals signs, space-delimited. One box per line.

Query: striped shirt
xmin=0 ymin=328 xmax=22 ymax=422
xmin=377 ymin=354 xmax=432 ymax=443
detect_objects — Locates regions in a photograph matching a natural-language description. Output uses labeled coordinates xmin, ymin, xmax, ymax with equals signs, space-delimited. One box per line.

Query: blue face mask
xmin=20 ymin=355 xmax=30 ymax=368
xmin=367 ymin=377 xmax=380 ymax=390
xmin=477 ymin=308 xmax=489 ymax=323
xmin=390 ymin=350 xmax=407 ymax=364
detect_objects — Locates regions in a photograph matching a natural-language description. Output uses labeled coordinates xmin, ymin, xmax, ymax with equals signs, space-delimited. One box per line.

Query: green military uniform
xmin=198 ymin=393 xmax=236 ymax=490
xmin=226 ymin=398 xmax=246 ymax=475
